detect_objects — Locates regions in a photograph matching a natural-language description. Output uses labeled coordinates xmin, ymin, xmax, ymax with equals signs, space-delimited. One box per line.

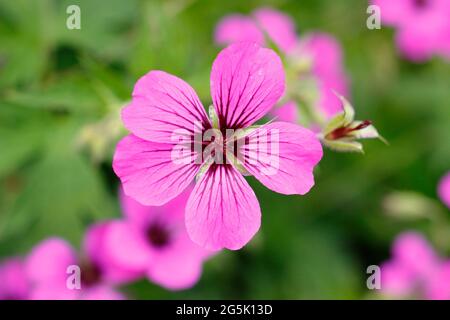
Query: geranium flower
xmin=25 ymin=232 xmax=129 ymax=300
xmin=0 ymin=258 xmax=29 ymax=300
xmin=381 ymin=232 xmax=450 ymax=299
xmin=214 ymin=7 xmax=349 ymax=121
xmin=113 ymin=42 xmax=323 ymax=250
xmin=371 ymin=0 xmax=450 ymax=61
xmin=93 ymin=186 xmax=213 ymax=290
xmin=438 ymin=172 xmax=450 ymax=209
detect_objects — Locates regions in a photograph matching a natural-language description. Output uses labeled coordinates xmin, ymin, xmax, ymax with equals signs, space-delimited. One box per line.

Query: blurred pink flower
xmin=438 ymin=172 xmax=450 ymax=209
xmin=271 ymin=101 xmax=299 ymax=123
xmin=25 ymin=236 xmax=126 ymax=300
xmin=215 ymin=8 xmax=349 ymax=120
xmin=381 ymin=232 xmax=450 ymax=299
xmin=427 ymin=262 xmax=450 ymax=299
xmin=113 ymin=42 xmax=323 ymax=250
xmin=371 ymin=0 xmax=450 ymax=61
xmin=297 ymin=33 xmax=349 ymax=119
xmin=0 ymin=258 xmax=29 ymax=300
xmin=215 ymin=7 xmax=298 ymax=53
xmin=94 ymin=187 xmax=213 ymax=290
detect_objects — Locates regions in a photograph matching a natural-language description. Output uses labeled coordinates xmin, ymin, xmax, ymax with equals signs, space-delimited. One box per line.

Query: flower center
xmin=80 ymin=259 xmax=102 ymax=287
xmin=326 ymin=120 xmax=372 ymax=140
xmin=147 ymin=223 xmax=171 ymax=248
xmin=413 ymin=0 xmax=429 ymax=9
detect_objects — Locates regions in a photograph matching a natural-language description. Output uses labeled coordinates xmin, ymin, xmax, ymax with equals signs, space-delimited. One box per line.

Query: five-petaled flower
xmin=113 ymin=42 xmax=323 ymax=250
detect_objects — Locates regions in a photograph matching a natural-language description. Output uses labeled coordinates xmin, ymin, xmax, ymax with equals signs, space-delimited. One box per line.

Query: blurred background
xmin=0 ymin=0 xmax=449 ymax=299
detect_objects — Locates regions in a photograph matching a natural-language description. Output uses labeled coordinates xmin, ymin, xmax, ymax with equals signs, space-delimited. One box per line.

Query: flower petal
xmin=25 ymin=238 xmax=77 ymax=286
xmin=211 ymin=42 xmax=285 ymax=129
xmin=269 ymin=101 xmax=299 ymax=123
xmin=380 ymin=261 xmax=415 ymax=297
xmin=0 ymin=258 xmax=29 ymax=300
xmin=29 ymin=284 xmax=79 ymax=300
xmin=101 ymin=221 xmax=151 ymax=272
xmin=81 ymin=285 xmax=125 ymax=300
xmin=426 ymin=262 xmax=450 ymax=300
xmin=113 ymin=134 xmax=199 ymax=206
xmin=147 ymin=233 xmax=209 ymax=290
xmin=370 ymin=0 xmax=412 ymax=27
xmin=438 ymin=172 xmax=450 ymax=210
xmin=186 ymin=165 xmax=261 ymax=250
xmin=119 ymin=184 xmax=193 ymax=228
xmin=241 ymin=121 xmax=322 ymax=195
xmin=392 ymin=232 xmax=439 ymax=277
xmin=214 ymin=15 xmax=264 ymax=46
xmin=84 ymin=222 xmax=143 ymax=284
xmin=301 ymin=33 xmax=349 ymax=118
xmin=253 ymin=7 xmax=298 ymax=53
xmin=122 ymin=70 xmax=210 ymax=144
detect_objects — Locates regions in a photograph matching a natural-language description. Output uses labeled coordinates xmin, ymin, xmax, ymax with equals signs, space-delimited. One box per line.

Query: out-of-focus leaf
xmin=0 ymin=103 xmax=50 ymax=178
xmin=3 ymin=121 xmax=117 ymax=247
xmin=3 ymin=73 xmax=103 ymax=115
xmin=0 ymin=0 xmax=51 ymax=88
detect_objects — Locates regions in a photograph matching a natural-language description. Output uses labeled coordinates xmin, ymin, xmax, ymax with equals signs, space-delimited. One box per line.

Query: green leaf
xmin=3 ymin=121 xmax=117 ymax=246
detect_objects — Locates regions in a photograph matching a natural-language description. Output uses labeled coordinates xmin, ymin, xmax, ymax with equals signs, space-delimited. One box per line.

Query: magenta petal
xmin=211 ymin=42 xmax=285 ymax=129
xmin=119 ymin=184 xmax=193 ymax=227
xmin=113 ymin=134 xmax=199 ymax=206
xmin=241 ymin=121 xmax=322 ymax=195
xmin=426 ymin=262 xmax=450 ymax=300
xmin=119 ymin=186 xmax=155 ymax=227
xmin=186 ymin=165 xmax=261 ymax=250
xmin=301 ymin=33 xmax=349 ymax=118
xmin=253 ymin=7 xmax=298 ymax=53
xmin=393 ymin=232 xmax=439 ymax=277
xmin=438 ymin=172 xmax=450 ymax=209
xmin=29 ymin=284 xmax=79 ymax=300
xmin=214 ymin=15 xmax=264 ymax=46
xmin=0 ymin=258 xmax=29 ymax=300
xmin=122 ymin=70 xmax=210 ymax=144
xmin=370 ymin=0 xmax=413 ymax=27
xmin=147 ymin=233 xmax=207 ymax=290
xmin=269 ymin=101 xmax=299 ymax=123
xmin=25 ymin=238 xmax=77 ymax=286
xmin=101 ymin=221 xmax=151 ymax=272
xmin=82 ymin=285 xmax=125 ymax=300
xmin=380 ymin=261 xmax=415 ymax=297
xmin=84 ymin=222 xmax=143 ymax=284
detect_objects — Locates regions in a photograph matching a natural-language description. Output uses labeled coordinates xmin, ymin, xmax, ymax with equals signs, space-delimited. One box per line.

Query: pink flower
xmin=438 ymin=172 xmax=450 ymax=209
xmin=25 ymin=235 xmax=127 ymax=300
xmin=113 ymin=42 xmax=323 ymax=251
xmin=93 ymin=187 xmax=213 ymax=290
xmin=215 ymin=8 xmax=349 ymax=120
xmin=371 ymin=0 xmax=450 ymax=61
xmin=296 ymin=33 xmax=349 ymax=119
xmin=427 ymin=262 xmax=450 ymax=300
xmin=381 ymin=232 xmax=450 ymax=299
xmin=0 ymin=258 xmax=29 ymax=300
xmin=215 ymin=7 xmax=298 ymax=53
